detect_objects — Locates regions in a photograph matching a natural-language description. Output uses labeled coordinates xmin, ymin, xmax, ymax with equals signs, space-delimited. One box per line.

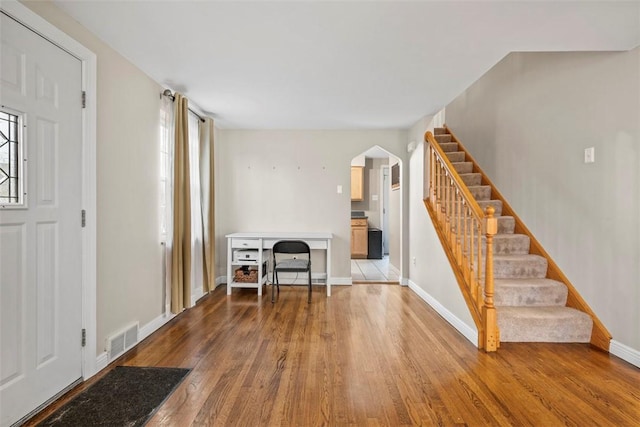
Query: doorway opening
xmin=349 ymin=146 xmax=402 ymax=283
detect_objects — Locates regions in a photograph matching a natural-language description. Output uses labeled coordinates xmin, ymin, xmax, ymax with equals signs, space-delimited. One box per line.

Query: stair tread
xmin=494 ymin=254 xmax=545 ymax=261
xmin=497 ymin=305 xmax=590 ymax=320
xmin=494 ymin=278 xmax=563 ymax=286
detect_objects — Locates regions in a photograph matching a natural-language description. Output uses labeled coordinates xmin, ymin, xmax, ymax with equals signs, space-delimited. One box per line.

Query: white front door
xmin=0 ymin=12 xmax=83 ymax=426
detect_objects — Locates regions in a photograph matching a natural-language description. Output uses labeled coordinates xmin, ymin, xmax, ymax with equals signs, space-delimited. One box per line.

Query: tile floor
xmin=351 ymin=256 xmax=400 ymax=282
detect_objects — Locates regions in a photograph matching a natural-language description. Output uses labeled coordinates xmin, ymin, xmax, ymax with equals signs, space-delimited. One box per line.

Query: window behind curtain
xmin=188 ymin=112 xmax=205 ymax=297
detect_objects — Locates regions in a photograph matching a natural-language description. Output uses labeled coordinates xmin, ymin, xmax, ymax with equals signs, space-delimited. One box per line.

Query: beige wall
xmin=388 ymin=158 xmax=402 ymax=270
xmin=407 ymin=113 xmax=477 ymax=335
xmin=216 ymin=129 xmax=409 ymax=279
xmin=446 ymin=49 xmax=640 ymax=351
xmin=23 ymin=1 xmax=165 ymax=355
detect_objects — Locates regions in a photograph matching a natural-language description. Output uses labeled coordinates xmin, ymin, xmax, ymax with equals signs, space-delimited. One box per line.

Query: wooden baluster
xmin=436 ymin=162 xmax=442 ymax=223
xmin=456 ymin=189 xmax=462 ymax=262
xmin=477 ymin=218 xmax=483 ymax=310
xmin=483 ymin=206 xmax=499 ymax=352
xmin=445 ymin=175 xmax=451 ymax=241
xmin=452 ymin=185 xmax=458 ymax=251
xmin=469 ymin=216 xmax=477 ymax=305
xmin=463 ymin=201 xmax=468 ymax=277
xmin=429 ymin=145 xmax=435 ymax=203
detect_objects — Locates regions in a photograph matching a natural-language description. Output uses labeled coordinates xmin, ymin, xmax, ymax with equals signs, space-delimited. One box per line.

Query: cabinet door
xmin=351 ymin=167 xmax=364 ymax=201
xmin=351 ymin=222 xmax=368 ymax=259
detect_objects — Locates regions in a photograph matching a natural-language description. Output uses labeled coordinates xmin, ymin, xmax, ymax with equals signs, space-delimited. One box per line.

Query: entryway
xmin=0 ymin=5 xmax=96 ymax=425
xmin=350 ymin=145 xmax=402 ymax=283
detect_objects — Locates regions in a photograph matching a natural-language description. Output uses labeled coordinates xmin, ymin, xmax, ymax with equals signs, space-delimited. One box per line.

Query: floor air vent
xmin=106 ymin=322 xmax=139 ymax=361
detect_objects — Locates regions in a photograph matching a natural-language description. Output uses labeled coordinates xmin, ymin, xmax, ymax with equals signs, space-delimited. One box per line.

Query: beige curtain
xmin=199 ymin=118 xmax=216 ymax=292
xmin=171 ymin=93 xmax=192 ymax=313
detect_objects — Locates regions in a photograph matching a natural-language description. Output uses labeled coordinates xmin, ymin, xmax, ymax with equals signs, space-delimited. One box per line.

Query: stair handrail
xmin=424 ymin=131 xmax=499 ymax=351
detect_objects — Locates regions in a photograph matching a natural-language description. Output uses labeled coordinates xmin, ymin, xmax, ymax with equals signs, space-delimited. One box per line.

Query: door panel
xmin=1 ymin=12 xmax=83 ymax=426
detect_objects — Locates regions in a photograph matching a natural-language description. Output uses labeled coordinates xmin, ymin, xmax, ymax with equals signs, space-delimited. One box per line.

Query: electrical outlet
xmin=412 ymin=257 xmax=416 ymax=265
xmin=337 ymin=185 xmax=343 ymax=194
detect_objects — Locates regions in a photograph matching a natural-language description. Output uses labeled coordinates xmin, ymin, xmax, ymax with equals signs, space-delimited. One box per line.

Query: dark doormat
xmin=37 ymin=366 xmax=190 ymax=426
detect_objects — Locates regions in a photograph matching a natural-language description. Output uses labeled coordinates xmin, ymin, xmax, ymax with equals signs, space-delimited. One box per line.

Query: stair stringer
xmin=443 ymin=125 xmax=611 ymax=351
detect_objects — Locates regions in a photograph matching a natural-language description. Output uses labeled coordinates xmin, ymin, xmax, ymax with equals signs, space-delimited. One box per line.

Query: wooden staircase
xmin=425 ymin=126 xmax=610 ymax=351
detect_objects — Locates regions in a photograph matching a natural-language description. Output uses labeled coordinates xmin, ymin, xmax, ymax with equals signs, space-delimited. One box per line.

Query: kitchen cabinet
xmin=350 ymin=218 xmax=368 ymax=258
xmin=351 ymin=166 xmax=364 ymax=201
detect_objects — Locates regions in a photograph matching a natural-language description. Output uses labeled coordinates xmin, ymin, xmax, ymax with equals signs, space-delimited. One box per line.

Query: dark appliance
xmin=367 ymin=228 xmax=383 ymax=259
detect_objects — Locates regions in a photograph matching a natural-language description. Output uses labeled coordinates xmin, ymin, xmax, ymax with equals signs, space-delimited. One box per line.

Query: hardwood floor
xmin=27 ymin=285 xmax=639 ymax=426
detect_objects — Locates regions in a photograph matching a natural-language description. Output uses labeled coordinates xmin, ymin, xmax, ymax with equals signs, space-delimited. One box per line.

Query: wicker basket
xmin=234 ymin=266 xmax=258 ymax=283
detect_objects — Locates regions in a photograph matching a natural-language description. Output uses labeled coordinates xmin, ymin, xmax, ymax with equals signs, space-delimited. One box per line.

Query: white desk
xmin=226 ymin=232 xmax=333 ymax=297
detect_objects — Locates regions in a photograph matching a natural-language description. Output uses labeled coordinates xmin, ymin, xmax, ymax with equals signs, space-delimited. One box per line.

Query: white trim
xmin=408 ymin=280 xmax=478 ymax=346
xmin=610 ymin=340 xmax=640 ymax=368
xmin=95 ymin=352 xmax=108 ymax=372
xmin=94 ymin=311 xmax=176 ymax=373
xmin=330 ymin=277 xmax=353 ymax=285
xmin=191 ymin=288 xmax=206 ymax=306
xmin=215 ymin=276 xmax=226 ymax=288
xmin=1 ymin=1 xmax=98 ymax=379
xmin=139 ymin=312 xmax=176 ymax=342
xmin=399 ymin=276 xmax=409 ymax=286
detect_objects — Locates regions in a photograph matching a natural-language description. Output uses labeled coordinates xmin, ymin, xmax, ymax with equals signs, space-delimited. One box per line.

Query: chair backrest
xmin=272 ymin=240 xmax=310 ymax=256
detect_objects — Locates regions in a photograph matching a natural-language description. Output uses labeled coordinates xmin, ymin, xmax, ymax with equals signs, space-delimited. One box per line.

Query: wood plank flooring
xmin=27 ymin=284 xmax=640 ymax=426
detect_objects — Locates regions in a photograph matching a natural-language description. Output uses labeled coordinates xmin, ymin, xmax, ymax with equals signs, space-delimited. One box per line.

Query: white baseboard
xmin=95 ymin=351 xmax=108 ymax=372
xmin=139 ymin=311 xmax=176 ymax=342
xmin=215 ymin=276 xmax=226 ymax=288
xmin=399 ymin=276 xmax=409 ymax=286
xmin=408 ymin=279 xmax=478 ymax=347
xmin=191 ymin=288 xmax=206 ymax=306
xmin=610 ymin=340 xmax=640 ymax=368
xmin=331 ymin=277 xmax=352 ymax=285
xmin=95 ymin=311 xmax=176 ymax=373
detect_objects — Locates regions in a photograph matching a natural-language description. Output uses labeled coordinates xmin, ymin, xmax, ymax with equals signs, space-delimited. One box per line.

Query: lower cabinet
xmin=351 ymin=218 xmax=368 ymax=259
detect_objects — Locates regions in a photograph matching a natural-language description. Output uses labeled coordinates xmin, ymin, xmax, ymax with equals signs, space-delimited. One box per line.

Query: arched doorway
xmin=350 ymin=146 xmax=402 ymax=283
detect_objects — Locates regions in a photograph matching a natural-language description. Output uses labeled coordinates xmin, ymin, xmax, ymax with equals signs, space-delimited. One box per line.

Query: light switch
xmin=337 ymin=185 xmax=343 ymax=194
xmin=584 ymin=147 xmax=595 ymax=164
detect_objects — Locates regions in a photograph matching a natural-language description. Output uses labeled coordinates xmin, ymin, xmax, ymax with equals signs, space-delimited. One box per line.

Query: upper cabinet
xmin=351 ymin=166 xmax=364 ymax=201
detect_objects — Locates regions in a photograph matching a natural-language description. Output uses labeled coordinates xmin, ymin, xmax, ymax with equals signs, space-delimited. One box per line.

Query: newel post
xmin=483 ymin=206 xmax=499 ymax=351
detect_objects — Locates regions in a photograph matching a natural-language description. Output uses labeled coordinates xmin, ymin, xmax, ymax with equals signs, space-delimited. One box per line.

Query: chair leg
xmin=272 ymin=270 xmax=278 ymax=303
xmin=307 ymin=269 xmax=312 ymax=304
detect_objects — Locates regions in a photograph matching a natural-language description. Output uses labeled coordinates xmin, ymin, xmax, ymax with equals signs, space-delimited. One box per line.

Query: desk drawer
xmin=231 ymin=238 xmax=260 ymax=249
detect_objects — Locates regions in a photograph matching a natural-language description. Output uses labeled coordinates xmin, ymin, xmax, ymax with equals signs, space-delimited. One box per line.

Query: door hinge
xmin=81 ymin=209 xmax=86 ymax=228
xmin=81 ymin=329 xmax=86 ymax=347
xmin=82 ymin=91 xmax=86 ymax=108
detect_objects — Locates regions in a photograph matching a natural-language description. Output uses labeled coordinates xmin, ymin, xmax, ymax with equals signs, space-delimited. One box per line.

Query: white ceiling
xmin=53 ymin=1 xmax=639 ymax=130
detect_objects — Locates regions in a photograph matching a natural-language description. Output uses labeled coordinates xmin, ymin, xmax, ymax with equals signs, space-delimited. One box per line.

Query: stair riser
xmin=460 ymin=173 xmax=482 ymax=186
xmin=439 ymin=142 xmax=459 ymax=153
xmin=434 ymin=134 xmax=452 ymax=143
xmin=445 ymin=152 xmax=465 ymax=162
xmin=452 ymin=162 xmax=473 ymax=174
xmin=463 ymin=235 xmax=531 ymax=256
xmin=497 ymin=216 xmax=515 ymax=234
xmin=468 ymin=186 xmax=491 ymax=200
xmin=477 ymin=200 xmax=503 ymax=216
xmin=498 ymin=314 xmax=592 ymax=343
xmin=434 ymin=128 xmax=447 ymax=135
xmin=495 ymin=284 xmax=567 ymax=306
xmin=494 ymin=257 xmax=547 ymax=279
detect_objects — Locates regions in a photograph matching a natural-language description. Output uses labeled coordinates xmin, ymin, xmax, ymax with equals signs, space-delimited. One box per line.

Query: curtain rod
xmin=161 ymin=90 xmax=205 ymax=123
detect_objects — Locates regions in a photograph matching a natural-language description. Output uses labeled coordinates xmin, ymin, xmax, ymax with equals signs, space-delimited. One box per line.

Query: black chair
xmin=272 ymin=240 xmax=312 ymax=303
